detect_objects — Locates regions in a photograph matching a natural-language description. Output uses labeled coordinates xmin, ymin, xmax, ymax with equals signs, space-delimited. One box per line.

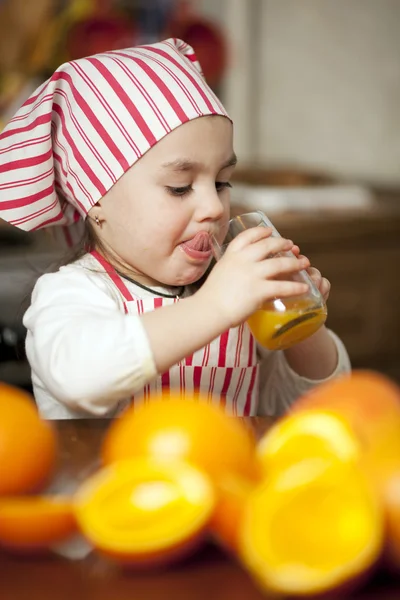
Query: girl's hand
xmin=291 ymin=245 xmax=331 ymax=303
xmin=200 ymin=227 xmax=310 ymax=329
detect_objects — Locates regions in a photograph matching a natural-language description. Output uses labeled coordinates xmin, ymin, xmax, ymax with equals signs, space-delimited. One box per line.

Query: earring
xmin=94 ymin=216 xmax=101 ymax=227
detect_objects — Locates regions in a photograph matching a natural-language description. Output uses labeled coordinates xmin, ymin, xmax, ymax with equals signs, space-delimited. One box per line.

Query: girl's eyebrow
xmin=222 ymin=153 xmax=238 ymax=169
xmin=161 ymin=153 xmax=238 ymax=173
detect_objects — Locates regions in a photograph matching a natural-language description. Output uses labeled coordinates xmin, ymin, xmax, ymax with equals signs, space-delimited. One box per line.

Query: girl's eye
xmin=166 ymin=185 xmax=193 ymax=197
xmin=216 ymin=181 xmax=233 ymax=192
xmin=166 ymin=182 xmax=233 ymax=197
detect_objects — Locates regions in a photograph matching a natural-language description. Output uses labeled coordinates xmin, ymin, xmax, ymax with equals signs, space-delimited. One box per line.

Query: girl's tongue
xmin=180 ymin=232 xmax=212 ymax=260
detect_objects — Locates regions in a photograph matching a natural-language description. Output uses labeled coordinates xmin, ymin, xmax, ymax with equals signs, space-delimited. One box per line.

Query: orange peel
xmin=74 ymin=457 xmax=215 ymax=566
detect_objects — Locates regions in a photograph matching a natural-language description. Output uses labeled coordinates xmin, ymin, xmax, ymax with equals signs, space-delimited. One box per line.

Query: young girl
xmin=0 ymin=38 xmax=350 ymax=419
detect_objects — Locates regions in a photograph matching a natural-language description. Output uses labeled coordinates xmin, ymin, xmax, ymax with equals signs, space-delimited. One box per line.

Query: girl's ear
xmin=88 ymin=202 xmax=105 ymax=227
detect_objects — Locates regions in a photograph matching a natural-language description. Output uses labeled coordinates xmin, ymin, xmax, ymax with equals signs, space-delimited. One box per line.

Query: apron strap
xmin=90 ymin=250 xmax=135 ymax=302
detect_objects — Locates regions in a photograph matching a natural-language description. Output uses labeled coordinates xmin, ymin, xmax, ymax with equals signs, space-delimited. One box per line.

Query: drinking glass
xmin=212 ymin=211 xmax=327 ymax=350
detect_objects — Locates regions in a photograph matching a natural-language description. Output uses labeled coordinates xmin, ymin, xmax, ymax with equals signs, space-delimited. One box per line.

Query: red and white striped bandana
xmin=0 ymin=38 xmax=229 ymax=232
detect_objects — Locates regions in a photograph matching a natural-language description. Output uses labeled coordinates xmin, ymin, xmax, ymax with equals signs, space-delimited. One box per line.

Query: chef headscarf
xmin=0 ymin=38 xmax=229 ymax=237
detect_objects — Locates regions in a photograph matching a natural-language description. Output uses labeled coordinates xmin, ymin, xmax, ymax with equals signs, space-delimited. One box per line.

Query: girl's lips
xmin=180 ymin=231 xmax=212 ymax=261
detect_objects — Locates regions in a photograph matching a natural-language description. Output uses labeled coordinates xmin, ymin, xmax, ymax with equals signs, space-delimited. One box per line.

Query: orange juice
xmin=247 ymin=298 xmax=327 ymax=350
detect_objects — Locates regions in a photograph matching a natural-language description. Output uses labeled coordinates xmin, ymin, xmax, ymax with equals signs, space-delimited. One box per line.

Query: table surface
xmin=1 ymin=418 xmax=400 ymax=600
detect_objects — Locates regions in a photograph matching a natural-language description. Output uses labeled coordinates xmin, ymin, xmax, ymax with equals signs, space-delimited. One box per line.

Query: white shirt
xmin=23 ymin=254 xmax=351 ymax=419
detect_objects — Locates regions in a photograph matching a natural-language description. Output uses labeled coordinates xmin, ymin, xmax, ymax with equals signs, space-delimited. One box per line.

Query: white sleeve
xmin=23 ymin=268 xmax=157 ymax=416
xmin=257 ymin=329 xmax=351 ymax=417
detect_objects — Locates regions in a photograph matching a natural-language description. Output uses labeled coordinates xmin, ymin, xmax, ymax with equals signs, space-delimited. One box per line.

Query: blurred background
xmin=1 ymin=0 xmax=400 ymax=390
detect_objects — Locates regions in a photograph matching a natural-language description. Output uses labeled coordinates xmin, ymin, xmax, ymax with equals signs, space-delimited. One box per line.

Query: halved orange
xmin=102 ymin=394 xmax=258 ymax=482
xmin=0 ymin=496 xmax=77 ymax=551
xmin=258 ymin=371 xmax=400 ymax=483
xmin=74 ymin=457 xmax=215 ymax=566
xmin=239 ymin=458 xmax=384 ymax=596
xmin=257 ymin=410 xmax=360 ymax=477
xmin=292 ymin=372 xmax=400 ymax=487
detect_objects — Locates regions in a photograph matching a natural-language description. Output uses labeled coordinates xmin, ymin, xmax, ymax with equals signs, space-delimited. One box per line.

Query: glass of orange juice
xmin=213 ymin=211 xmax=327 ymax=351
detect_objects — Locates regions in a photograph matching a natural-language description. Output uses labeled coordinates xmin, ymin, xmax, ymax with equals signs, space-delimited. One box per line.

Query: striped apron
xmin=92 ymin=251 xmax=260 ymax=416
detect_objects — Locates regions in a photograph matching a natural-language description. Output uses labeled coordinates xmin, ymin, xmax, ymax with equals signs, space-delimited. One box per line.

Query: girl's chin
xmin=168 ymin=265 xmax=211 ymax=287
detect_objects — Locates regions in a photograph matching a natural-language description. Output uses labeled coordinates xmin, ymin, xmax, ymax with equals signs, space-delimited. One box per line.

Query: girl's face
xmin=90 ymin=116 xmax=235 ymax=287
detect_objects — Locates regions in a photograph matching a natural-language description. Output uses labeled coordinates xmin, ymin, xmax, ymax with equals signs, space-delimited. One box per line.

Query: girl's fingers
xmin=320 ymin=277 xmax=331 ymax=301
xmin=307 ymin=266 xmax=322 ymax=286
xmin=249 ymin=237 xmax=295 ymax=261
xmin=307 ymin=266 xmax=331 ymax=301
xmin=262 ymin=280 xmax=309 ymax=299
xmin=297 ymin=253 xmax=309 ymax=262
xmin=261 ymin=256 xmax=310 ymax=279
xmin=228 ymin=225 xmax=274 ymax=250
xmin=229 ymin=228 xmax=295 ymax=255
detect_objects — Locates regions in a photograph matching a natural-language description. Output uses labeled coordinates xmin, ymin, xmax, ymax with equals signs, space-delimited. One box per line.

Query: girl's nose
xmin=196 ymin=188 xmax=225 ymax=222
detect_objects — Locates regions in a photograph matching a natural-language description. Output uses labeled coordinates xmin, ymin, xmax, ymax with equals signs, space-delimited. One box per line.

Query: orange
xmin=257 ymin=410 xmax=360 ymax=477
xmin=74 ymin=457 xmax=215 ymax=566
xmin=0 ymin=383 xmax=57 ymax=495
xmin=257 ymin=371 xmax=400 ymax=484
xmin=209 ymin=473 xmax=254 ymax=553
xmin=294 ymin=371 xmax=400 ymax=470
xmin=240 ymin=458 xmax=384 ymax=596
xmin=0 ymin=496 xmax=76 ymax=551
xmin=102 ymin=393 xmax=258 ymax=482
xmin=294 ymin=370 xmax=400 ymax=419
xmin=382 ymin=471 xmax=400 ymax=568
xmin=256 ymin=371 xmax=400 ymax=575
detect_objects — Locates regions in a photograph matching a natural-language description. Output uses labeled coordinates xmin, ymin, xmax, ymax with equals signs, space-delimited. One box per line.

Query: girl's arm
xmin=257 ymin=257 xmax=351 ymax=416
xmin=283 ymin=324 xmax=339 ymax=380
xmin=258 ymin=329 xmax=351 ymax=417
xmin=283 ymin=252 xmax=341 ymax=379
xmin=24 ymin=270 xmax=158 ymax=415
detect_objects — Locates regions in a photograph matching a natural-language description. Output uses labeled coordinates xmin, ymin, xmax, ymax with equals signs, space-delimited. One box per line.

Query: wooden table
xmin=1 ymin=419 xmax=400 ymax=600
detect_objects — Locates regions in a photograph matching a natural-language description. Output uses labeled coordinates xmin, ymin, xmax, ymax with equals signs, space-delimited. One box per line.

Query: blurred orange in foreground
xmin=210 ymin=473 xmax=254 ymax=553
xmin=240 ymin=458 xmax=384 ymax=597
xmin=74 ymin=457 xmax=215 ymax=566
xmin=102 ymin=394 xmax=258 ymax=482
xmin=0 ymin=383 xmax=57 ymax=495
xmin=258 ymin=371 xmax=400 ymax=479
xmin=294 ymin=370 xmax=400 ymax=482
xmin=0 ymin=496 xmax=76 ymax=552
xmin=251 ymin=371 xmax=400 ymax=593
